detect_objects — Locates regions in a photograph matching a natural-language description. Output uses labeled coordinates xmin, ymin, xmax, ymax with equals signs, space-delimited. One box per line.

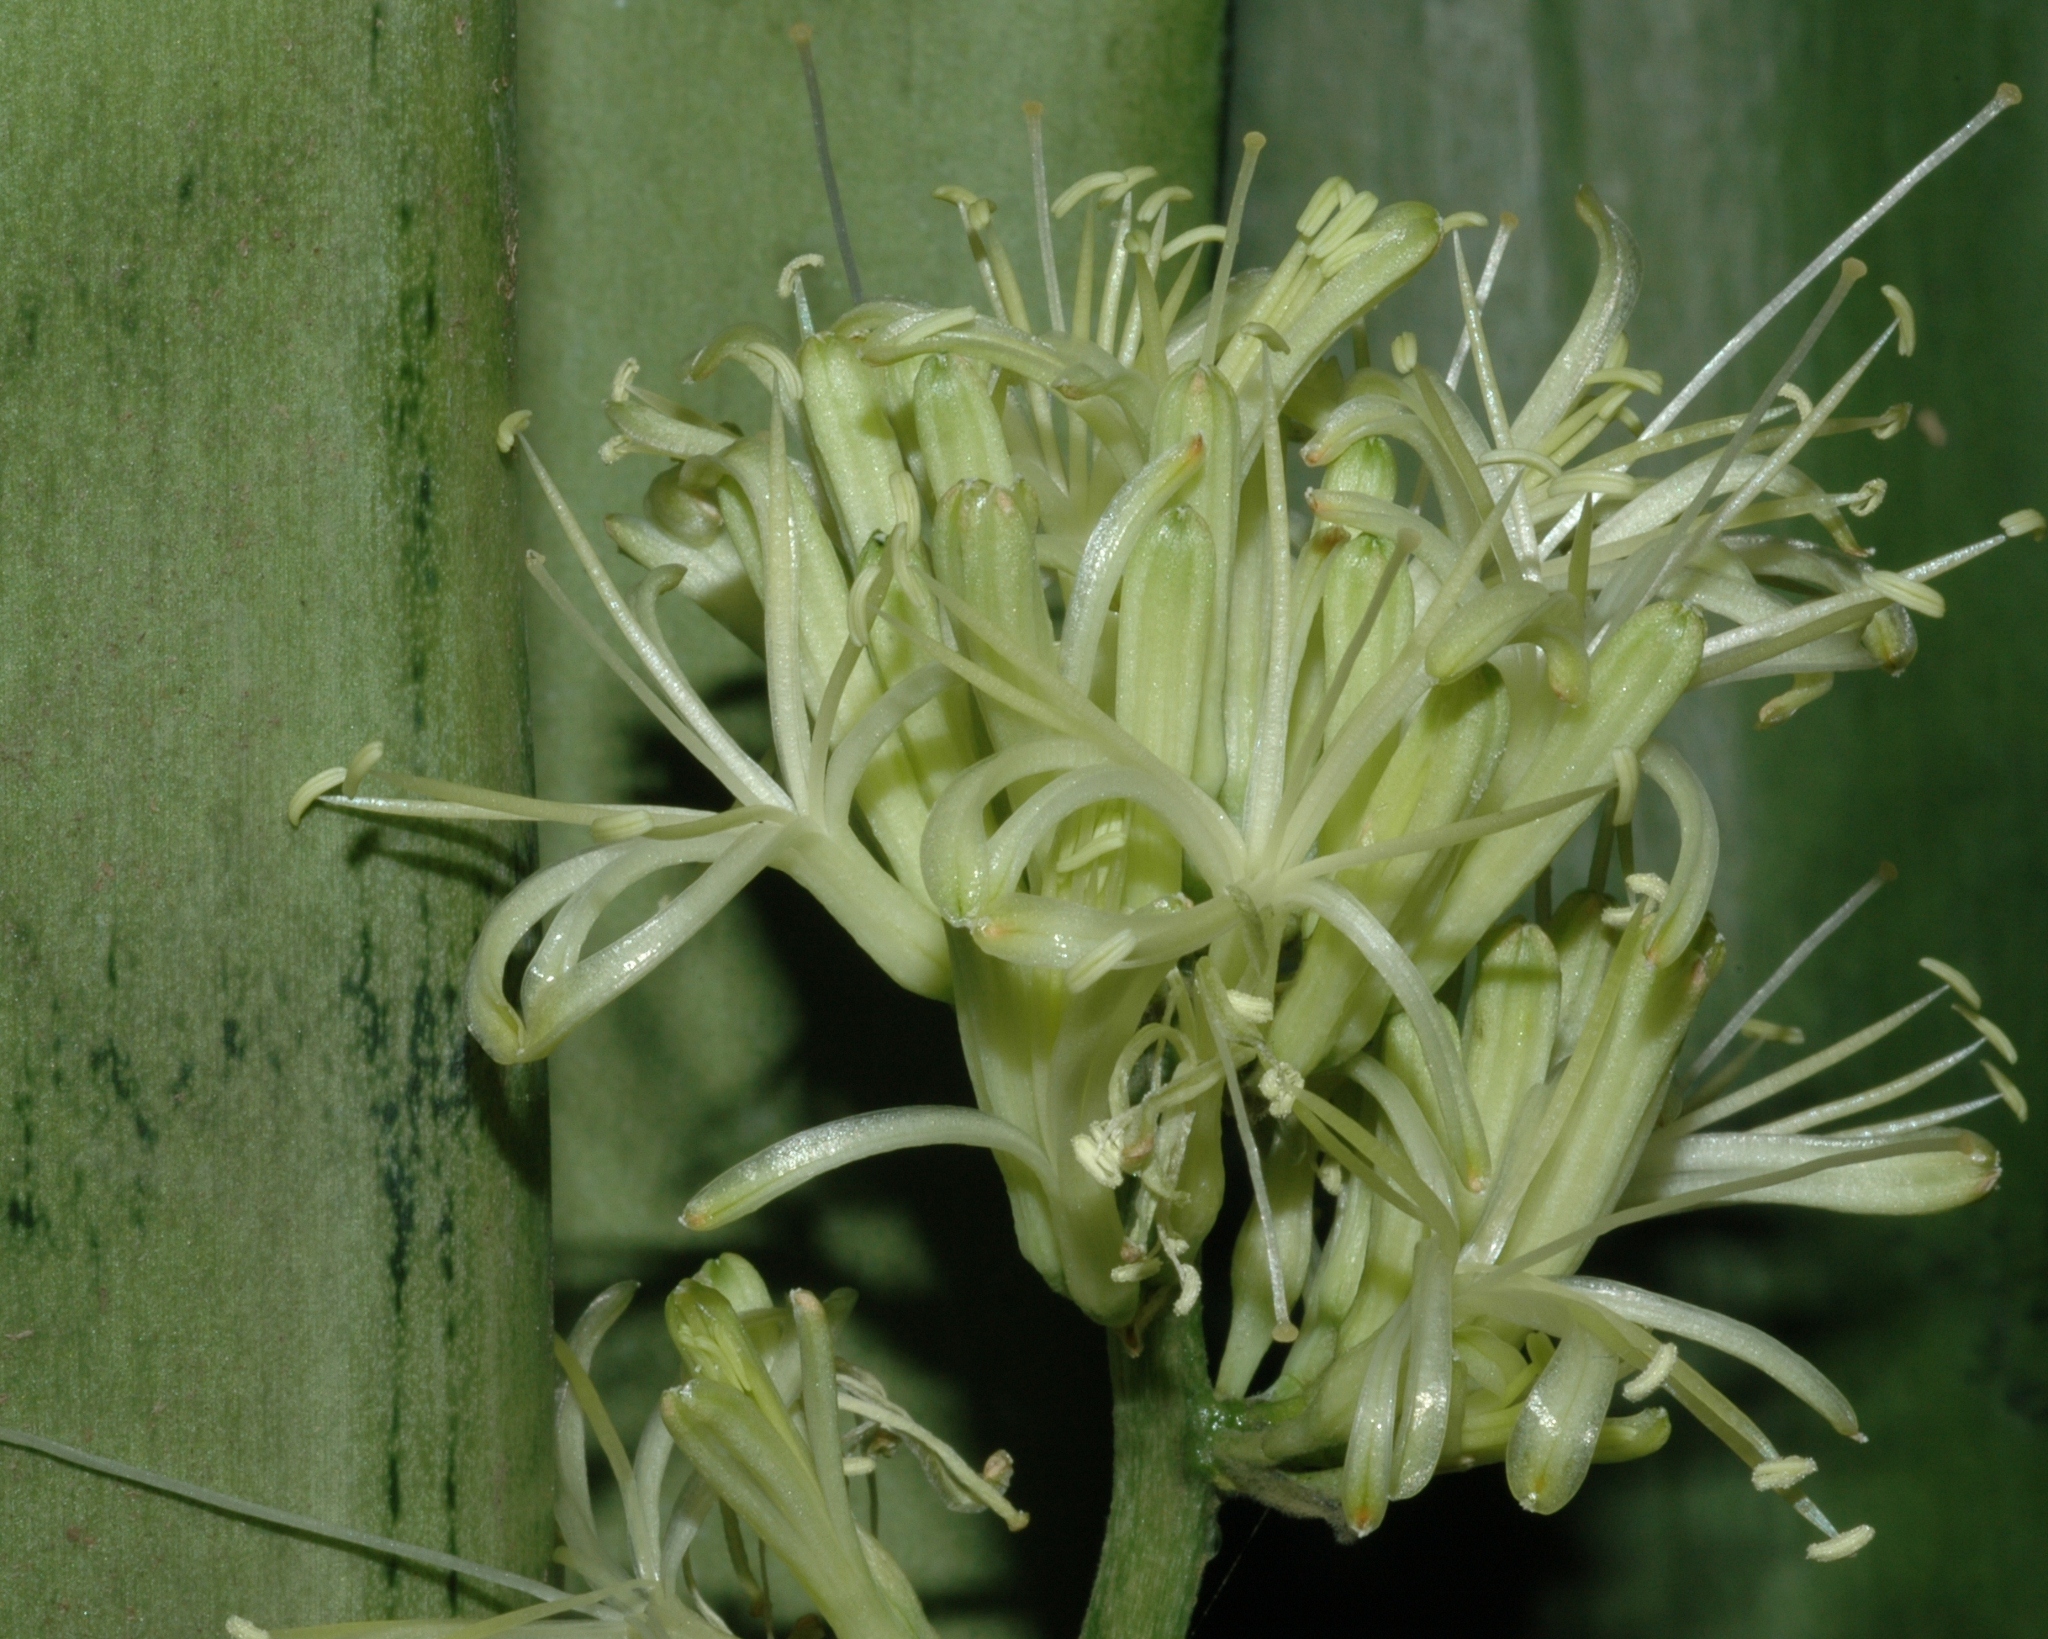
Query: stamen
xmin=1024 ymin=102 xmax=1065 ymax=333
xmin=286 ymin=766 xmax=345 ymax=826
xmin=495 ymin=408 xmax=532 ymax=453
xmin=1683 ymin=865 xmax=1893 ymax=1086
xmin=1671 ymin=985 xmax=1951 ymax=1136
xmin=1647 ymin=83 xmax=2021 ymax=437
xmin=1199 ymin=968 xmax=1296 ymax=1344
xmin=1985 ymin=1061 xmax=2029 ymax=1121
xmin=1752 ymin=1039 xmax=1982 ymax=1135
xmin=1919 ymin=956 xmax=1980 ymax=1009
xmin=342 ymin=738 xmax=384 ymax=796
xmin=1955 ymin=1006 xmax=2018 ymax=1064
xmin=1880 ymin=284 xmax=1917 ymax=356
xmin=1446 ymin=211 xmax=1516 ymax=391
xmin=1622 ymin=1340 xmax=1679 ymax=1401
xmin=1807 ymin=1522 xmax=1876 ymax=1563
xmin=1751 ymin=1454 xmax=1818 ymax=1492
xmin=778 ymin=252 xmax=826 ymax=338
xmin=790 ymin=24 xmax=862 ymax=304
xmin=1202 ymin=132 xmax=1265 ymax=369
xmin=1599 ymin=259 xmax=1869 ymax=630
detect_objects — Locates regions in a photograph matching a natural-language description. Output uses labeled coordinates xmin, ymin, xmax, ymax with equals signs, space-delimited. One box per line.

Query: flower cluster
xmin=226 ymin=1255 xmax=1019 ymax=1639
xmin=295 ymin=90 xmax=2035 ymax=1563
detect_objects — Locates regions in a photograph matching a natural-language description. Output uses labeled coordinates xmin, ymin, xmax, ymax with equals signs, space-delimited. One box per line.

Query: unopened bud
xmin=929 ymin=481 xmax=1055 ymax=752
xmin=801 ymin=333 xmax=908 ymax=555
xmin=914 ymin=353 xmax=1015 ymax=499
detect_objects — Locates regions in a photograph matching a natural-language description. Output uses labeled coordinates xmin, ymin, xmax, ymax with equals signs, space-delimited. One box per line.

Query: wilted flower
xmin=292 ymin=78 xmax=2035 ymax=1567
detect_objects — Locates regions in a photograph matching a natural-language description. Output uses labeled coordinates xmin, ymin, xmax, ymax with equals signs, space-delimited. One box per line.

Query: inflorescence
xmin=275 ymin=73 xmax=2038 ymax=1624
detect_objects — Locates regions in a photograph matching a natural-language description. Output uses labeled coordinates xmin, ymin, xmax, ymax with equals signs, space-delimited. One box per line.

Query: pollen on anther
xmin=1807 ymin=1523 xmax=1876 ymax=1563
xmin=1751 ymin=1454 xmax=1818 ymax=1492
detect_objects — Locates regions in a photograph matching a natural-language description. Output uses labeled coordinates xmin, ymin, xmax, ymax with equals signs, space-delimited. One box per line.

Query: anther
xmin=287 ymin=767 xmax=345 ymax=826
xmin=1390 ymin=331 xmax=1419 ymax=374
xmin=1777 ymin=382 xmax=1815 ymax=421
xmin=343 ymin=740 xmax=384 ymax=797
xmin=1918 ymin=956 xmax=1981 ymax=1009
xmin=226 ymin=1621 xmax=273 ymax=1639
xmin=1880 ymin=284 xmax=1917 ymax=356
xmin=1752 ymin=1454 xmax=1819 ymax=1492
xmin=2000 ymin=507 xmax=2047 ymax=538
xmin=1439 ymin=209 xmax=1488 ymax=233
xmin=1864 ymin=568 xmax=1945 ymax=618
xmin=1258 ymin=1062 xmax=1304 ymax=1121
xmin=1807 ymin=1523 xmax=1876 ymax=1563
xmin=495 ymin=408 xmax=532 ymax=453
xmin=1624 ymin=872 xmax=1669 ymax=905
xmin=1985 ymin=1061 xmax=2028 ymax=1121
xmin=1226 ymin=989 xmax=1274 ymax=1027
xmin=1955 ymin=1006 xmax=2018 ymax=1064
xmin=1622 ymin=1340 xmax=1679 ymax=1401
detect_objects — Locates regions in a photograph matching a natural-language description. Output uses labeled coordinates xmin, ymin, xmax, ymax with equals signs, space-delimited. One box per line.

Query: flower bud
xmin=1410 ymin=599 xmax=1705 ymax=990
xmin=929 ymin=480 xmax=1056 ymax=753
xmin=1115 ymin=504 xmax=1216 ymax=906
xmin=800 ymin=332 xmax=907 ymax=556
xmin=1216 ymin=1127 xmax=1318 ymax=1398
xmin=914 ymin=352 xmax=1014 ymax=500
xmin=1505 ymin=912 xmax=1724 ymax=1272
xmin=1505 ymin=1325 xmax=1620 ymax=1514
xmin=1548 ymin=889 xmax=1621 ymax=1062
xmin=1462 ymin=921 xmax=1562 ymax=1155
xmin=1272 ymin=667 xmax=1508 ymax=1072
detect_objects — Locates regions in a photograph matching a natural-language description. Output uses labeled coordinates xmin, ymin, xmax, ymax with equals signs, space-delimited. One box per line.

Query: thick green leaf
xmin=0 ymin=3 xmax=553 ymax=1633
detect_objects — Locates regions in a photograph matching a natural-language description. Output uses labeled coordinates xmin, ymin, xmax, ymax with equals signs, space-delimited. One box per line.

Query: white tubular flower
xmin=293 ymin=76 xmax=2030 ymax=1562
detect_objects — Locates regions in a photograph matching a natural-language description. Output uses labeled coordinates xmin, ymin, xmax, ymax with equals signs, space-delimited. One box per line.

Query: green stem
xmin=1081 ymin=1305 xmax=1221 ymax=1639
